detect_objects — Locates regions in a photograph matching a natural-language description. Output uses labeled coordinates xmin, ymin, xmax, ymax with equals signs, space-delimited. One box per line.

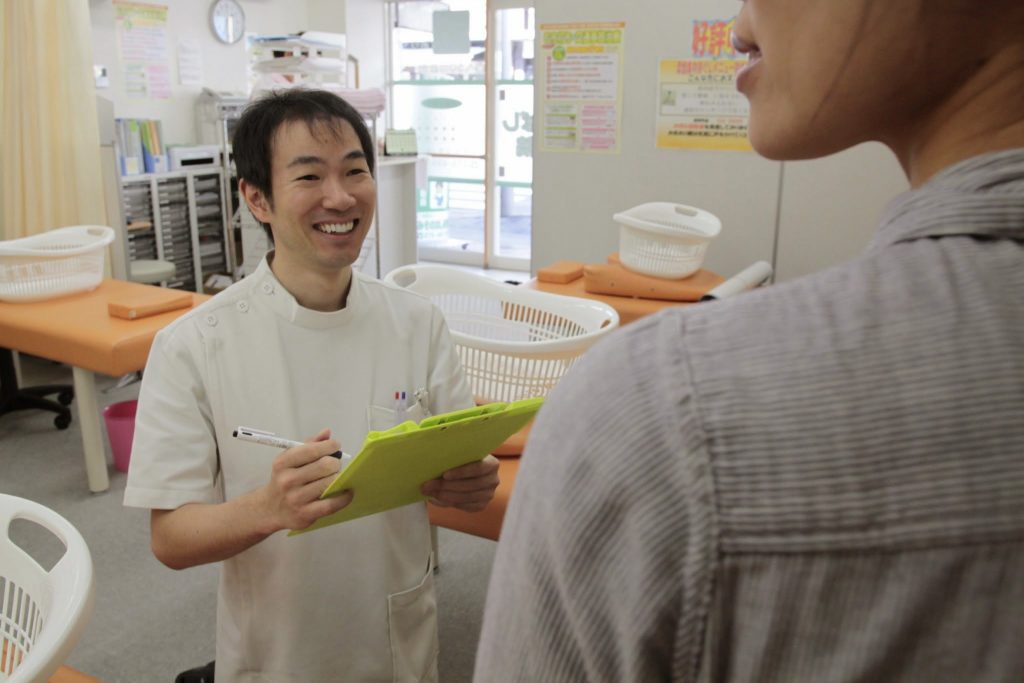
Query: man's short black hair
xmin=233 ymin=89 xmax=376 ymax=239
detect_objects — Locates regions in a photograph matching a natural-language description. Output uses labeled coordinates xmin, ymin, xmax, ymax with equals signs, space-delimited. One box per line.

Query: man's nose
xmin=323 ymin=177 xmax=356 ymax=210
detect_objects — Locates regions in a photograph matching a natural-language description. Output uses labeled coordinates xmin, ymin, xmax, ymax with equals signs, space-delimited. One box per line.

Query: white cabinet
xmin=119 ymin=168 xmax=232 ymax=293
xmin=376 ymin=156 xmax=424 ymax=278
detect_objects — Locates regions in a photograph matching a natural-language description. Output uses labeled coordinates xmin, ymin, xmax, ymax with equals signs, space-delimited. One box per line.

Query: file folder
xmin=290 ymin=397 xmax=544 ymax=535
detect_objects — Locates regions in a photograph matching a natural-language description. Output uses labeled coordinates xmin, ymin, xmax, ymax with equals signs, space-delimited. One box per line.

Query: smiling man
xmin=124 ymin=89 xmax=499 ymax=682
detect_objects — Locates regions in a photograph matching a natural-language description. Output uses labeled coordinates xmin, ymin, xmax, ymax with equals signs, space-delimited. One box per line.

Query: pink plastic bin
xmin=102 ymin=399 xmax=137 ymax=473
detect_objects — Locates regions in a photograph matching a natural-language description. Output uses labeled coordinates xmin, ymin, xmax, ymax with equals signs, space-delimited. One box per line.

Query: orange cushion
xmin=583 ymin=262 xmax=724 ymax=302
xmin=537 ymin=260 xmax=585 ymax=284
xmin=526 ymin=276 xmax=687 ymax=326
xmin=107 ymin=287 xmax=194 ymax=320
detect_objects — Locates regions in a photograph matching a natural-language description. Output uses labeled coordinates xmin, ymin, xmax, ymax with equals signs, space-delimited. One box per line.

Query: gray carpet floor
xmin=2 ymin=355 xmax=497 ymax=682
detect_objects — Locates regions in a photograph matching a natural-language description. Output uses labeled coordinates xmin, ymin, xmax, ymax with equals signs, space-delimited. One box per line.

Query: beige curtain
xmin=0 ymin=0 xmax=106 ymax=240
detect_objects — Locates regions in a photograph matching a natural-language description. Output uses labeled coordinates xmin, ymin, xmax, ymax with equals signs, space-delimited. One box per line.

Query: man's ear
xmin=239 ymin=179 xmax=272 ymax=223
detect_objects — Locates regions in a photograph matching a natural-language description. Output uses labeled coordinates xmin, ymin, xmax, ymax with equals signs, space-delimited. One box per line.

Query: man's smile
xmin=314 ymin=220 xmax=357 ymax=235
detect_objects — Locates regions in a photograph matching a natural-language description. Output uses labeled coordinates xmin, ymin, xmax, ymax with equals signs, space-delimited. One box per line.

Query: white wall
xmin=88 ymin=0 xmax=309 ymax=146
xmin=346 ymin=0 xmax=388 ymax=89
xmin=308 ymin=0 xmax=347 ymax=36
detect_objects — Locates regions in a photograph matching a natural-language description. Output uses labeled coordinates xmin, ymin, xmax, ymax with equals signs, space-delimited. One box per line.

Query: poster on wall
xmin=538 ymin=22 xmax=625 ymax=154
xmin=114 ymin=1 xmax=172 ymax=99
xmin=177 ymin=37 xmax=204 ymax=87
xmin=656 ymin=17 xmax=751 ymax=152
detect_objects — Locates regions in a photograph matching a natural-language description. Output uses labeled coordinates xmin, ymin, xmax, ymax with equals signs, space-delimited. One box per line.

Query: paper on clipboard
xmin=289 ymin=397 xmax=544 ymax=535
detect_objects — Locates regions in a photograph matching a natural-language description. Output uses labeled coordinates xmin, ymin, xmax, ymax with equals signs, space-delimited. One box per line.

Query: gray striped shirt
xmin=474 ymin=150 xmax=1024 ymax=682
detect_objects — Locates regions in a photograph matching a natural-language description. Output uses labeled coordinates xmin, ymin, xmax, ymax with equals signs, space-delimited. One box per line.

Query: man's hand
xmin=150 ymin=428 xmax=354 ymax=570
xmin=257 ymin=428 xmax=354 ymax=532
xmin=421 ymin=455 xmax=500 ymax=512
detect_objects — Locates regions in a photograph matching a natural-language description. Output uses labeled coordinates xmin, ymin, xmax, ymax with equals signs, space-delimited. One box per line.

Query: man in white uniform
xmin=124 ymin=89 xmax=499 ymax=682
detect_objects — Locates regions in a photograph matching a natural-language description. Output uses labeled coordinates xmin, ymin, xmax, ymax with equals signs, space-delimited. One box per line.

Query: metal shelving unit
xmin=119 ymin=167 xmax=231 ymax=293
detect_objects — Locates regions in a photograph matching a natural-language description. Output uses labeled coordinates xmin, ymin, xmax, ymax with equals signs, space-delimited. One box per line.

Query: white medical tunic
xmin=124 ymin=256 xmax=473 ymax=682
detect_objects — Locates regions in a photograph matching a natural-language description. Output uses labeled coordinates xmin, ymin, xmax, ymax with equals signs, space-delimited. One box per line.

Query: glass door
xmin=489 ymin=6 xmax=534 ymax=270
xmin=388 ymin=0 xmax=534 ymax=271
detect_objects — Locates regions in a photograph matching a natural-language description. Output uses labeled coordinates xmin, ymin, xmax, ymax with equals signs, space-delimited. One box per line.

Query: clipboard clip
xmin=411 ymin=387 xmax=431 ymax=417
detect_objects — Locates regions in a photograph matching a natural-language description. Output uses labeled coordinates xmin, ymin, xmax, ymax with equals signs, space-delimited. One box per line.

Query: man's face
xmin=732 ymin=0 xmax=968 ymax=161
xmin=246 ymin=118 xmax=376 ymax=278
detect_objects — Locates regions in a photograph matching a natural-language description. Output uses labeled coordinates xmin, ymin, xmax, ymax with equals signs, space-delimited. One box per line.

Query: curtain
xmin=0 ymin=0 xmax=106 ymax=240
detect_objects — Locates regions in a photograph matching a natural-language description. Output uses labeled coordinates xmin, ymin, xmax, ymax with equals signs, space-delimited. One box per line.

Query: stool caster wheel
xmin=58 ymin=390 xmax=74 ymax=406
xmin=54 ymin=413 xmax=72 ymax=430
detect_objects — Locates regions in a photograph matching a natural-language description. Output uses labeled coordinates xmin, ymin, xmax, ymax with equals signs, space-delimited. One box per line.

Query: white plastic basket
xmin=614 ymin=202 xmax=721 ymax=279
xmin=385 ymin=264 xmax=620 ymax=404
xmin=0 ymin=226 xmax=115 ymax=303
xmin=0 ymin=494 xmax=95 ymax=683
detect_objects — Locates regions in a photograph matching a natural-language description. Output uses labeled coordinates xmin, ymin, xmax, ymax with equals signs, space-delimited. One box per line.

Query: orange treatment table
xmin=0 ymin=280 xmax=207 ymax=492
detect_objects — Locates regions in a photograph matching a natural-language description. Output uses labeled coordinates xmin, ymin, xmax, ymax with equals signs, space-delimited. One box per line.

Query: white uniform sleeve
xmin=123 ymin=320 xmax=222 ymax=510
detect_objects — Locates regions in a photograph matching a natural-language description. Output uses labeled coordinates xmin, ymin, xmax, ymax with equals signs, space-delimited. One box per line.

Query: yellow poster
xmin=657 ymin=18 xmax=751 ymax=152
xmin=539 ymin=22 xmax=625 ymax=154
xmin=114 ymin=1 xmax=171 ymax=99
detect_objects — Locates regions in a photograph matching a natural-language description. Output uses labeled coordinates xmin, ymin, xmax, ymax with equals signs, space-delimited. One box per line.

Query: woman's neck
xmin=894 ymin=44 xmax=1024 ymax=188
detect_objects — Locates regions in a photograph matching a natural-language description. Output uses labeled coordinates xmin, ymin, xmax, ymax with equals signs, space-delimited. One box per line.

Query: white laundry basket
xmin=0 ymin=494 xmax=95 ymax=683
xmin=0 ymin=225 xmax=115 ymax=303
xmin=385 ymin=265 xmax=620 ymax=404
xmin=614 ymin=202 xmax=721 ymax=279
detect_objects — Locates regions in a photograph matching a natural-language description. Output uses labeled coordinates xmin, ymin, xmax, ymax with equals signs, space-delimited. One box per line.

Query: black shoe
xmin=175 ymin=660 xmax=215 ymax=683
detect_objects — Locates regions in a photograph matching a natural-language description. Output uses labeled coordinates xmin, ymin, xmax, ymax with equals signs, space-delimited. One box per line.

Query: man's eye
xmin=297 ymin=174 xmax=319 ymax=181
xmin=348 ymin=168 xmax=369 ymax=176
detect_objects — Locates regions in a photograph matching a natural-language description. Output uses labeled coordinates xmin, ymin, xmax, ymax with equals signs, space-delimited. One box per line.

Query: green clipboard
xmin=289 ymin=397 xmax=544 ymax=535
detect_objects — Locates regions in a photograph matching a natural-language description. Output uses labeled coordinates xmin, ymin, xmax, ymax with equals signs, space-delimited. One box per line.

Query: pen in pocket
xmin=394 ymin=391 xmax=408 ymax=422
xmin=233 ymin=426 xmax=352 ymax=464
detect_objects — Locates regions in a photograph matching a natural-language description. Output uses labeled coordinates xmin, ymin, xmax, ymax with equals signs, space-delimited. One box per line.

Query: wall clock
xmin=210 ymin=0 xmax=245 ymax=45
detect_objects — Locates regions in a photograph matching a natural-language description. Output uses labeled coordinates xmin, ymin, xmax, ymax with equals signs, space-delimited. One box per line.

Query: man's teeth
xmin=316 ymin=221 xmax=355 ymax=234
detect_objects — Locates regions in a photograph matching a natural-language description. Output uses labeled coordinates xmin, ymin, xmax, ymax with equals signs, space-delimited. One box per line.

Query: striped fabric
xmin=474 ymin=149 xmax=1024 ymax=682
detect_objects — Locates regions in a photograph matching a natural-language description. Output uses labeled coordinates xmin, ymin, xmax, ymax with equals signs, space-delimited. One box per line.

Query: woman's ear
xmin=239 ymin=179 xmax=272 ymax=223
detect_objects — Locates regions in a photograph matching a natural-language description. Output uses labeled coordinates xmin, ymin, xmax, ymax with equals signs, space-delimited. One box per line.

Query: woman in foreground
xmin=474 ymin=0 xmax=1024 ymax=680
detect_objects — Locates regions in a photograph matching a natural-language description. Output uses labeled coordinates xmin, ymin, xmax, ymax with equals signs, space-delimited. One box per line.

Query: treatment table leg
xmin=73 ymin=367 xmax=110 ymax=493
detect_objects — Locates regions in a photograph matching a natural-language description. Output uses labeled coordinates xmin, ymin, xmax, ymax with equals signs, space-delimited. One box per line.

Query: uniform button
xmin=204 ymin=314 xmax=218 ymax=327
xmin=262 ymin=282 xmax=274 ymax=294
xmin=237 ymin=301 xmax=249 ymax=313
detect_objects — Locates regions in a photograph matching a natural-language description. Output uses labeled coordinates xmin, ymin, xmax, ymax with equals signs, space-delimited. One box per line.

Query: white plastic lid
xmin=613 ymin=202 xmax=722 ymax=240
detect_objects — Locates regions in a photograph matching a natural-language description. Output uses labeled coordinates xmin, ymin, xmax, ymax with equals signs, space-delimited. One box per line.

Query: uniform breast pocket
xmin=367 ymin=398 xmax=429 ymax=433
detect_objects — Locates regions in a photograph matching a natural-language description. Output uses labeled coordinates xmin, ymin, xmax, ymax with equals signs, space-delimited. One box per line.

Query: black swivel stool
xmin=0 ymin=348 xmax=73 ymax=429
